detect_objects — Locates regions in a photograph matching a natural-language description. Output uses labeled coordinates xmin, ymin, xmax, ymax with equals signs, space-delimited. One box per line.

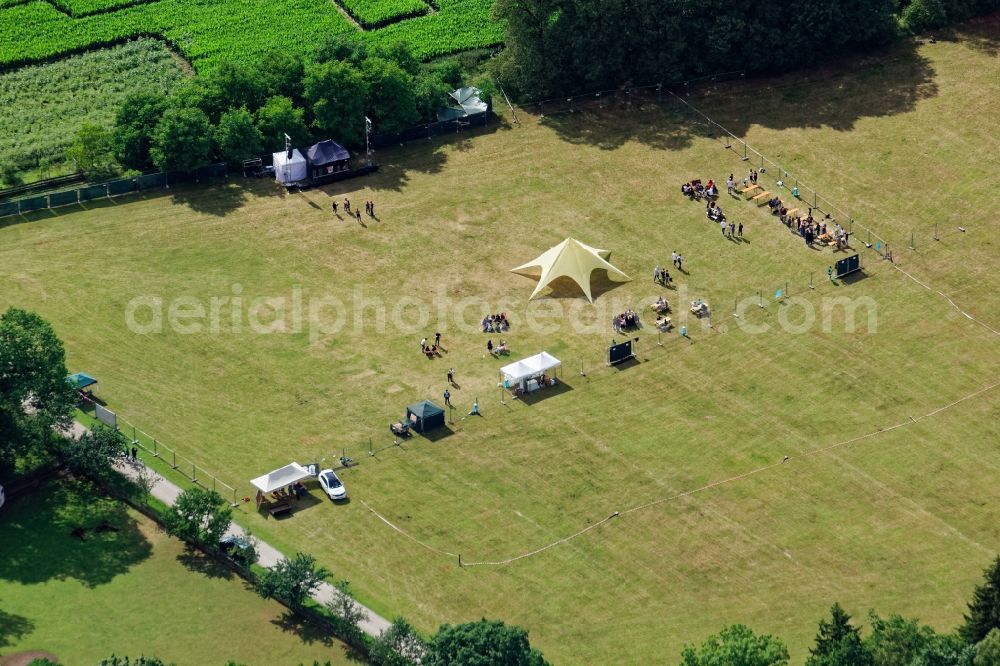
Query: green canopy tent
xmin=66 ymin=372 xmax=98 ymax=393
xmin=405 ymin=400 xmax=446 ymax=433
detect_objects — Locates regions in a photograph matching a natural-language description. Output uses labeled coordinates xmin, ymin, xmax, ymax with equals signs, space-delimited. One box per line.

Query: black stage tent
xmin=305 ymin=140 xmax=351 ymax=178
xmin=405 ymin=400 xmax=446 ymax=433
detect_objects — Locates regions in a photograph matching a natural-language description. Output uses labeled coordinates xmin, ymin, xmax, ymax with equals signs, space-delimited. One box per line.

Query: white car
xmin=317 ymin=469 xmax=347 ymax=501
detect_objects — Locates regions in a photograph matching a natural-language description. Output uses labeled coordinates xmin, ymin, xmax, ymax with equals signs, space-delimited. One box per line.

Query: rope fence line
xmin=892 ymin=263 xmax=1000 ymax=338
xmin=361 ymin=378 xmax=1000 ymax=567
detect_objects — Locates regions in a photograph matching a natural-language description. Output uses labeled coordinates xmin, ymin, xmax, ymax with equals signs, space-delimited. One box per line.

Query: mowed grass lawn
xmin=2 ymin=23 xmax=1000 ymax=664
xmin=0 ymin=481 xmax=356 ymax=664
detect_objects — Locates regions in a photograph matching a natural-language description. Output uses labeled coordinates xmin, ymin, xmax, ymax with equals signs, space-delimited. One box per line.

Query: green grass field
xmin=0 ymin=38 xmax=186 ymax=184
xmin=2 ymin=23 xmax=1000 ymax=664
xmin=0 ymin=480 xmax=356 ymax=664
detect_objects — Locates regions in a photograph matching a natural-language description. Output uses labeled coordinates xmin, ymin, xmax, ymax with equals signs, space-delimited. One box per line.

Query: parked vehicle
xmin=317 ymin=469 xmax=347 ymax=501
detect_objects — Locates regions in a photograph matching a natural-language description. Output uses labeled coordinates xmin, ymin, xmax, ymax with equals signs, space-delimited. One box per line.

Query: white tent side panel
xmin=273 ymin=149 xmax=307 ymax=185
xmin=251 ymin=462 xmax=313 ymax=493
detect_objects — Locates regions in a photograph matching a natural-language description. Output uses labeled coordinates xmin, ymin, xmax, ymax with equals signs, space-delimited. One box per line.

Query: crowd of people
xmin=482 ymin=313 xmax=509 ymax=333
xmin=612 ymin=309 xmax=640 ymax=332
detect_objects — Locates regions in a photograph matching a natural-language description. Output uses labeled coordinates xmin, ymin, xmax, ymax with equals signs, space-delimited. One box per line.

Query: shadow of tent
xmin=610 ymin=357 xmax=641 ymax=372
xmin=517 ymin=379 xmax=574 ymax=405
xmin=418 ymin=426 xmax=455 ymax=442
xmin=534 ymin=270 xmax=630 ymax=301
xmin=838 ymin=269 xmax=871 ymax=286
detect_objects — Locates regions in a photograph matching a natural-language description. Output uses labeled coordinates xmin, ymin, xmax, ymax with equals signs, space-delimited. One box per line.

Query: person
xmin=677 ymin=253 xmax=684 ymax=270
xmin=434 ymin=331 xmax=441 ymax=347
xmin=672 ymin=250 xmax=679 ymax=268
xmin=131 ymin=446 xmax=138 ymax=461
xmin=344 ymin=197 xmax=350 ymax=212
xmin=653 ymin=265 xmax=661 ymax=284
xmin=370 ymin=201 xmax=375 ymax=216
xmin=487 ymin=339 xmax=493 ymax=355
xmin=738 ymin=222 xmax=743 ymax=239
xmin=662 ymin=267 xmax=672 ymax=285
xmin=443 ymin=389 xmax=451 ymax=407
xmin=727 ymin=174 xmax=734 ymax=195
xmin=720 ymin=219 xmax=727 ymax=236
xmin=728 ymin=221 xmax=735 ymax=238
xmin=331 ymin=200 xmax=338 ymax=214
xmin=356 ymin=209 xmax=362 ymax=223
xmin=447 ymin=367 xmax=455 ymax=384
xmin=420 ymin=337 xmax=428 ymax=351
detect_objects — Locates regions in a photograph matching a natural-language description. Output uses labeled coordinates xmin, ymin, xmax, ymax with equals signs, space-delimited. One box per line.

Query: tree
xmin=258 ymin=50 xmax=306 ymax=103
xmin=255 ymin=552 xmax=329 ymax=610
xmin=865 ymin=612 xmax=937 ymax=666
xmin=975 ymin=628 xmax=1000 ymax=666
xmin=66 ymin=123 xmax=120 ymax=180
xmin=426 ymin=619 xmax=548 ymax=666
xmin=163 ymin=487 xmax=232 ymax=546
xmin=361 ymin=57 xmax=419 ymax=135
xmin=114 ymin=92 xmax=168 ymax=171
xmin=962 ymin=556 xmax=1000 ymax=644
xmin=325 ymin=579 xmax=368 ymax=644
xmin=680 ymin=624 xmax=789 ymax=666
xmin=150 ymin=107 xmax=214 ymax=172
xmin=303 ymin=60 xmax=368 ymax=145
xmin=214 ymin=107 xmax=264 ymax=163
xmin=255 ymin=95 xmax=311 ymax=152
xmin=370 ymin=617 xmax=427 ymax=666
xmin=99 ymin=657 xmax=172 ymax=666
xmin=902 ymin=0 xmax=948 ymax=33
xmin=0 ymin=307 xmax=76 ymax=474
xmin=807 ymin=603 xmax=872 ymax=666
xmin=59 ymin=423 xmax=126 ymax=481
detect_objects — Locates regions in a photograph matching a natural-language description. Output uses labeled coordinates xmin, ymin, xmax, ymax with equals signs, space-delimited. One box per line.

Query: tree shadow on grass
xmin=169 ymin=182 xmax=248 ymax=216
xmin=0 ymin=481 xmax=152 ymax=588
xmin=176 ymin=545 xmax=233 ymax=580
xmin=0 ymin=610 xmax=34 ymax=649
xmin=538 ymin=38 xmax=940 ymax=151
xmin=941 ymin=11 xmax=1000 ymax=57
xmin=269 ymin=611 xmax=336 ymax=647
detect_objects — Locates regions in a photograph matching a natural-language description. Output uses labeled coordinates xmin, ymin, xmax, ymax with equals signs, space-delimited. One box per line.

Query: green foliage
xmin=114 ymin=91 xmax=169 ymax=171
xmin=902 ymin=0 xmax=949 ymax=33
xmin=163 ymin=487 xmax=232 ymax=546
xmin=362 ymin=57 xmax=420 ymax=135
xmin=0 ymin=39 xmax=183 ymax=182
xmin=303 ymin=60 xmax=368 ymax=144
xmin=66 ymin=122 xmax=120 ymax=180
xmin=861 ymin=611 xmax=968 ymax=666
xmin=26 ymin=659 xmax=59 ymax=666
xmin=254 ymin=552 xmax=329 ymax=610
xmin=976 ymin=628 xmax=1000 ymax=666
xmin=370 ymin=617 xmax=427 ymax=666
xmin=258 ymin=50 xmax=306 ymax=104
xmin=255 ymin=95 xmax=311 ymax=153
xmin=215 ymin=107 xmax=264 ymax=163
xmin=99 ymin=656 xmax=172 ymax=666
xmin=150 ymin=107 xmax=214 ymax=172
xmin=680 ymin=624 xmax=789 ymax=666
xmin=0 ymin=307 xmax=75 ymax=474
xmin=338 ymin=0 xmax=428 ymax=29
xmin=426 ymin=619 xmax=548 ymax=666
xmin=59 ymin=423 xmax=126 ymax=481
xmin=324 ymin=580 xmax=368 ymax=645
xmin=807 ymin=603 xmax=872 ymax=666
xmin=493 ymin=0 xmax=901 ymax=98
xmin=962 ymin=557 xmax=1000 ymax=644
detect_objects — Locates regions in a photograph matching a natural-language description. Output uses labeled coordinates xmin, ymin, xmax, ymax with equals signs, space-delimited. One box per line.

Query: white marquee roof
xmin=250 ymin=462 xmax=313 ymax=493
xmin=500 ymin=351 xmax=562 ymax=382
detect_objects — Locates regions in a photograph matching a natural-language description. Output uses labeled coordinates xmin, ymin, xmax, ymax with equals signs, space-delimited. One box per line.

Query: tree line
xmin=66 ymin=39 xmax=494 ymax=180
xmin=491 ymin=0 xmax=1000 ymax=99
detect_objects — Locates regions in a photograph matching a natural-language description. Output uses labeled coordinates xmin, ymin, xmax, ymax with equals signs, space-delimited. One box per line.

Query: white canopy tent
xmin=273 ymin=149 xmax=307 ymax=185
xmin=500 ymin=351 xmax=561 ymax=395
xmin=251 ymin=462 xmax=313 ymax=494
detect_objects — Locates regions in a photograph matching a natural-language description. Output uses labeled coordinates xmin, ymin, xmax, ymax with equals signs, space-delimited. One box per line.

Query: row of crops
xmin=0 ymin=38 xmax=185 ymax=183
xmin=0 ymin=0 xmax=503 ymax=72
xmin=339 ymin=0 xmax=430 ymax=29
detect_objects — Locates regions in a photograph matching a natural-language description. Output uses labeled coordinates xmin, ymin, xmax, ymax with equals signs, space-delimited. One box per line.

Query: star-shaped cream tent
xmin=510 ymin=238 xmax=631 ymax=303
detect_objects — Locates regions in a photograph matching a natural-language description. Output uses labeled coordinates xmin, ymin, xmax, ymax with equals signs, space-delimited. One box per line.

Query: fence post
xmin=733 ymin=297 xmax=739 ymax=318
xmin=742 ymin=142 xmax=749 ymax=161
xmin=934 ymin=222 xmax=939 ymax=241
xmin=758 ymin=290 xmax=764 ymax=308
xmin=909 ymin=230 xmax=915 ymax=250
xmin=809 ymin=273 xmax=815 ymax=289
xmin=212 ymin=476 xmax=216 ymax=492
xmin=192 ymin=463 xmax=197 ymax=483
xmin=153 ymin=438 xmax=158 ymax=457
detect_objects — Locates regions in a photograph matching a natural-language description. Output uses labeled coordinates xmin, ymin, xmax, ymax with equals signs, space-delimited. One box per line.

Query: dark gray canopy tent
xmin=405 ymin=400 xmax=446 ymax=433
xmin=305 ymin=140 xmax=351 ymax=177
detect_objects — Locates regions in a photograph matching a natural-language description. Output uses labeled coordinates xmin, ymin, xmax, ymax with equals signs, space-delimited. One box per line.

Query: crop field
xmin=0 ymin=38 xmax=185 ymax=184
xmin=2 ymin=25 xmax=999 ymax=664
xmin=0 ymin=0 xmax=502 ymax=72
xmin=0 ymin=480 xmax=355 ymax=664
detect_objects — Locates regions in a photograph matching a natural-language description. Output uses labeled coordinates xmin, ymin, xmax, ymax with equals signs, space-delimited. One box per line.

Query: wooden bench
xmin=267 ymin=500 xmax=292 ymax=516
xmin=741 ymin=184 xmax=761 ymax=198
xmin=785 ymin=207 xmax=799 ymax=219
xmin=752 ymin=191 xmax=771 ymax=206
